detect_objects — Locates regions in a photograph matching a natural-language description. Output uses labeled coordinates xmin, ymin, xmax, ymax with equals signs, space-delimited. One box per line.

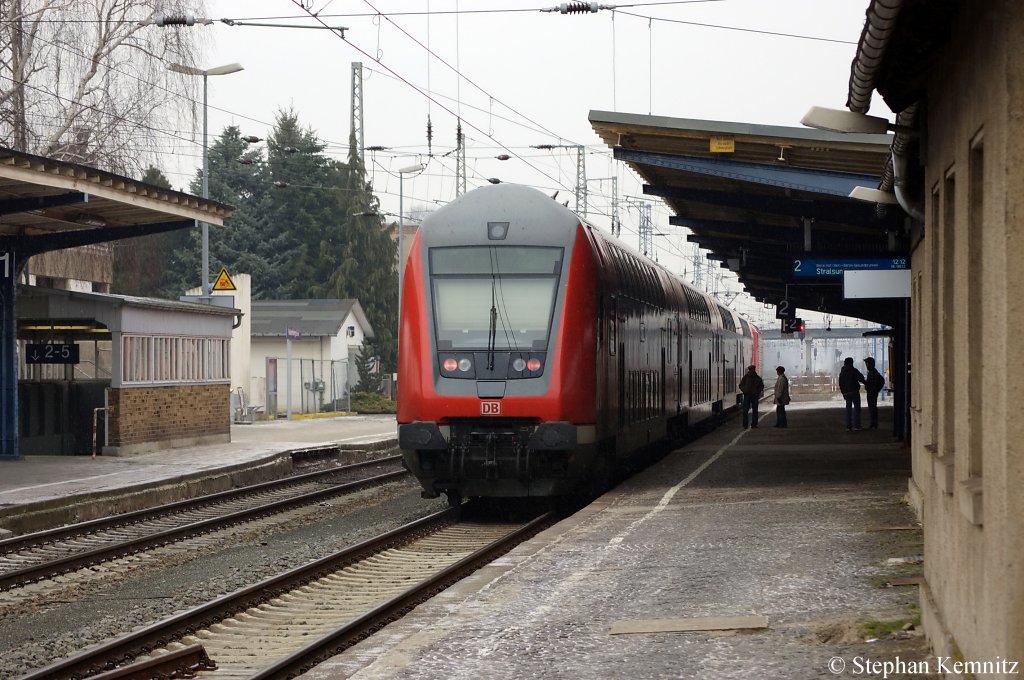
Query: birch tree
xmin=0 ymin=0 xmax=204 ymax=175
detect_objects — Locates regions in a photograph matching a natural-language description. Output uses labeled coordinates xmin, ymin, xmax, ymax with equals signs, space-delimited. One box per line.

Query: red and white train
xmin=397 ymin=184 xmax=758 ymax=504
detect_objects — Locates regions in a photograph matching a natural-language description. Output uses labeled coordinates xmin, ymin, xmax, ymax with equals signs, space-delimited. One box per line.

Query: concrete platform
xmin=0 ymin=414 xmax=398 ymax=537
xmin=303 ymin=398 xmax=932 ymax=679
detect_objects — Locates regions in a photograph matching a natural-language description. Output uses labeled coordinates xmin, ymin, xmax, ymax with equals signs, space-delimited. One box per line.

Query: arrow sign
xmin=26 ymin=343 xmax=80 ymax=364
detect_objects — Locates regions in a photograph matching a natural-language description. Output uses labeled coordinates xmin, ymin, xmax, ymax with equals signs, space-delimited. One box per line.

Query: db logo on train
xmin=481 ymin=401 xmax=501 ymax=416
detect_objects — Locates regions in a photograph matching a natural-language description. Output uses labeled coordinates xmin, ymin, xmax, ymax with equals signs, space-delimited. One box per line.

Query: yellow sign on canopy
xmin=709 ymin=136 xmax=735 ymax=153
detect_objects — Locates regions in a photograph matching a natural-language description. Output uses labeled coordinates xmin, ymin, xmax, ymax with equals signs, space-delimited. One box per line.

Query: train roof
xmin=419 ymin=184 xmax=580 ymax=247
xmin=421 ymin=183 xmax=756 ymax=336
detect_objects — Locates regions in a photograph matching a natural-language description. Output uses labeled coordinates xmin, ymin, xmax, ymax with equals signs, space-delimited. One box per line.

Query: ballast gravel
xmin=0 ymin=478 xmax=447 ymax=678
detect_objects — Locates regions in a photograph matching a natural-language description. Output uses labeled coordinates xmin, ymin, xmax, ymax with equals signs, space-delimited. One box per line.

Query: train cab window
xmin=429 ymin=246 xmax=563 ymax=350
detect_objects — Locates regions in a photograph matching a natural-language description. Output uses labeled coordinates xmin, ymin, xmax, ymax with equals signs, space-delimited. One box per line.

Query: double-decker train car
xmin=397 ymin=184 xmax=756 ymax=504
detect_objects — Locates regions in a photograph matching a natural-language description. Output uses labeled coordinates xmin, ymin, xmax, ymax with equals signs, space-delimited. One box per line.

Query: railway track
xmin=20 ymin=507 xmax=554 ymax=680
xmin=0 ymin=457 xmax=406 ymax=593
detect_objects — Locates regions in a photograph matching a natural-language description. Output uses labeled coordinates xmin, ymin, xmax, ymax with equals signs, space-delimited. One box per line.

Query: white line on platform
xmin=608 ymin=428 xmax=746 ymax=545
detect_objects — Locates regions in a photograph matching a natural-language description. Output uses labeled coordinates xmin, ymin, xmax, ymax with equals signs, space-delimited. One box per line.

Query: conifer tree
xmin=312 ymin=131 xmax=398 ymax=379
xmin=263 ymin=109 xmax=334 ymax=298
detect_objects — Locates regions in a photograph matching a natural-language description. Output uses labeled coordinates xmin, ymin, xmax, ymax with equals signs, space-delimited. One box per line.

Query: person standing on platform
xmin=838 ymin=357 xmax=867 ymax=431
xmin=864 ymin=357 xmax=886 ymax=429
xmin=773 ymin=366 xmax=790 ymax=428
xmin=739 ymin=365 xmax=764 ymax=429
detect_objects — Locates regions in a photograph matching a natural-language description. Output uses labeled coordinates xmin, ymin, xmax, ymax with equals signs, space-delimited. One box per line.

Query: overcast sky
xmin=177 ymin=0 xmax=887 ymax=327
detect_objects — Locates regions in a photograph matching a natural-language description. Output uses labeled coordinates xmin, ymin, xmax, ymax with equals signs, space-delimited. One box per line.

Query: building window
xmin=929 ymin=184 xmax=940 ymax=447
xmin=347 ymin=325 xmax=356 ymax=337
xmin=122 ymin=334 xmax=229 ymax=385
xmin=967 ymin=134 xmax=984 ymax=479
xmin=940 ymin=168 xmax=956 ymax=457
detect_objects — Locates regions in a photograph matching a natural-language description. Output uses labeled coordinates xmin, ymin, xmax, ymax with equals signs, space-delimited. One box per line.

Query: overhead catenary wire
xmin=290 ymin=1 xmax=571 ymax=194
xmin=356 ymin=0 xmax=584 ymax=146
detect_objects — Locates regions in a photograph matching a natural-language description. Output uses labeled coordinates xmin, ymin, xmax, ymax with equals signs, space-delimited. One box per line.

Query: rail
xmin=0 ymin=456 xmax=405 ymax=590
xmin=20 ymin=507 xmax=554 ymax=680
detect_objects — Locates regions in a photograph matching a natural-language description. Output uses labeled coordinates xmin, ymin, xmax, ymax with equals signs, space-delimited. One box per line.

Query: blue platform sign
xmin=26 ymin=343 xmax=80 ymax=365
xmin=792 ymin=257 xmax=908 ymax=279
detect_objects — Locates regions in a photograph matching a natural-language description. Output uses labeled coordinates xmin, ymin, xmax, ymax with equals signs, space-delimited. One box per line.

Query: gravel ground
xmin=0 ymin=478 xmax=447 ymax=678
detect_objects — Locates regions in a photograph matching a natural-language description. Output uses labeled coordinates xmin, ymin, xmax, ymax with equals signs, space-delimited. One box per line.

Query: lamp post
xmin=168 ymin=62 xmax=244 ymax=299
xmin=397 ymin=163 xmax=425 ymax=321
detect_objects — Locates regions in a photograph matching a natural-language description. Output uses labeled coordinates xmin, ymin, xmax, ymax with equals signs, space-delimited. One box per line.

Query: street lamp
xmin=168 ymin=62 xmax=244 ymax=298
xmin=397 ymin=163 xmax=425 ymax=322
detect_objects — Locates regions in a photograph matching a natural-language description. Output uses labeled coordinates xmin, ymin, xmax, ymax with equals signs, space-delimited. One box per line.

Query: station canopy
xmin=0 ymin=146 xmax=231 ymax=249
xmin=589 ymin=111 xmax=906 ymax=327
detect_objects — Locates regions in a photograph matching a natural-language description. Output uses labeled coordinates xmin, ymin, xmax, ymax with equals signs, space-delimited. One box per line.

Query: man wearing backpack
xmin=838 ymin=357 xmax=867 ymax=431
xmin=739 ymin=365 xmax=765 ymax=429
xmin=864 ymin=357 xmax=886 ymax=429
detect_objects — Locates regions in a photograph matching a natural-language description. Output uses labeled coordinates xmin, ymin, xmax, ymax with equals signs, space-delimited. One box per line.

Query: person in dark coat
xmin=773 ymin=366 xmax=790 ymax=428
xmin=738 ymin=364 xmax=764 ymax=429
xmin=864 ymin=357 xmax=886 ymax=429
xmin=838 ymin=357 xmax=866 ymax=430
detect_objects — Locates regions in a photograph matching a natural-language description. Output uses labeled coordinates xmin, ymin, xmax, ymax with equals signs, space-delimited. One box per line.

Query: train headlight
xmin=511 ymin=357 xmax=527 ymax=372
xmin=439 ymin=353 xmax=475 ymax=378
xmin=527 ymin=358 xmax=542 ymax=372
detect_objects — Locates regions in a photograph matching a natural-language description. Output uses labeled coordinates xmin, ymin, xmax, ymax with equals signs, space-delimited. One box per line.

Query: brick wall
xmin=107 ymin=384 xmax=230 ymax=447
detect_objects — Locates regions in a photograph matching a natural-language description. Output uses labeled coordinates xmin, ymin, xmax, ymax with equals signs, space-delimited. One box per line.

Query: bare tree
xmin=0 ymin=0 xmax=205 ymax=175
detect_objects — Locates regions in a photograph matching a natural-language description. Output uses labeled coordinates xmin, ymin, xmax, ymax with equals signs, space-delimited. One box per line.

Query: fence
xmin=789 ymin=372 xmax=838 ymax=394
xmin=257 ymin=357 xmax=354 ymax=417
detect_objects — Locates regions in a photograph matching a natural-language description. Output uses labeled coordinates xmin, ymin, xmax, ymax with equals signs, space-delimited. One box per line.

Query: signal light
xmin=782 ymin=317 xmax=805 ymax=335
xmin=442 ymin=358 xmax=458 ymax=372
xmin=458 ymin=358 xmax=473 ymax=372
xmin=512 ymin=357 xmax=527 ymax=372
xmin=527 ymin=358 xmax=542 ymax=372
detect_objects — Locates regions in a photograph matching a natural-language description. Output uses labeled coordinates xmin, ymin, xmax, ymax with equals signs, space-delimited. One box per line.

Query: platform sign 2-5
xmin=26 ymin=343 xmax=80 ymax=365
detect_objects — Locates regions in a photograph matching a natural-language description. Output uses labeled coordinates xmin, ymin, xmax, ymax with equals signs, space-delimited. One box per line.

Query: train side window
xmin=676 ymin=318 xmax=683 ymax=364
xmin=640 ymin=320 xmax=646 ymax=343
xmin=665 ymin=319 xmax=673 ymax=364
xmin=609 ymin=298 xmax=617 ymax=355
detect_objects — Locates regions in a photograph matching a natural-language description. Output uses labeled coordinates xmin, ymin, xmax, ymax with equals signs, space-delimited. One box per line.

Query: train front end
xmin=397 ymin=184 xmax=599 ymax=502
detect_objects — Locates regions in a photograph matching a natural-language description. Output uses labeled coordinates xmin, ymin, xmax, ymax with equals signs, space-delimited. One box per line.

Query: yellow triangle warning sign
xmin=212 ymin=267 xmax=237 ymax=291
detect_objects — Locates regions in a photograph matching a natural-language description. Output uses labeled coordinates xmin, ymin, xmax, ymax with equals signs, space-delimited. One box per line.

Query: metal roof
xmin=17 ymin=285 xmax=238 ymax=341
xmin=0 ymin=147 xmax=231 ymax=238
xmin=250 ymin=299 xmax=375 ymax=339
xmin=589 ymin=110 xmax=908 ymax=326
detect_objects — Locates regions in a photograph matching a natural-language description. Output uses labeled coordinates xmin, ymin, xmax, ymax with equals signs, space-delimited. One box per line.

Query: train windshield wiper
xmin=486 ymin=275 xmax=498 ymax=370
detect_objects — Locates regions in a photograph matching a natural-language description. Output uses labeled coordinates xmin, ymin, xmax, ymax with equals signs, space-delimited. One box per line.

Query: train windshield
xmin=429 ymin=246 xmax=563 ymax=350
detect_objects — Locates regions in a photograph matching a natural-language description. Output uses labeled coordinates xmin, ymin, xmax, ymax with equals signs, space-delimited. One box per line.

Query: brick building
xmin=19 ymin=287 xmax=237 ymax=455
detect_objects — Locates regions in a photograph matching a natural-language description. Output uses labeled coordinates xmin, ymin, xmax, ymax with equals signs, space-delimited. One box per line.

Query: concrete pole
xmin=286 ymin=336 xmax=292 ymax=419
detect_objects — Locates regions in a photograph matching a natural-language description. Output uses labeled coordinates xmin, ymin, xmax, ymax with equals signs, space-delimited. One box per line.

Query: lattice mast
xmin=350 ymin=62 xmax=364 ymax=160
xmin=692 ymin=242 xmax=706 ymax=290
xmin=575 ymin=145 xmax=587 ymax=216
xmin=638 ymin=201 xmax=652 ymax=258
xmin=455 ymin=121 xmax=466 ymax=197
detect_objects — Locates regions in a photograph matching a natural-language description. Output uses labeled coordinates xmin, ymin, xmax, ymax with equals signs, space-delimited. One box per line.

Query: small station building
xmin=0 ymin=147 xmax=234 ymax=459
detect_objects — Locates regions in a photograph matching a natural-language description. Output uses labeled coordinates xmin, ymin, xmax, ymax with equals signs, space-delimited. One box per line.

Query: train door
xmin=715 ymin=332 xmax=722 ymax=404
xmin=661 ymin=316 xmax=670 ymax=418
xmin=686 ymin=321 xmax=694 ymax=406
xmin=676 ymin=317 xmax=683 ymax=413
